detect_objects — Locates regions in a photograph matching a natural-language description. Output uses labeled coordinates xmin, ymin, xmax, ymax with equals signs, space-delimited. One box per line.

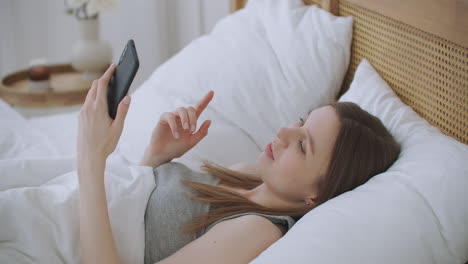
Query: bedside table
xmin=12 ymin=104 xmax=83 ymax=119
xmin=0 ymin=64 xmax=93 ymax=118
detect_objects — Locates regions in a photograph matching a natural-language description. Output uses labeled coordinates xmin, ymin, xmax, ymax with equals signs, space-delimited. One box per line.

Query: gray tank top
xmin=144 ymin=162 xmax=296 ymax=264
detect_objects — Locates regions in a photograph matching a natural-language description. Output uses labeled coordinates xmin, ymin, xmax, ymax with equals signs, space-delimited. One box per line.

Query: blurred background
xmin=0 ymin=0 xmax=230 ymax=96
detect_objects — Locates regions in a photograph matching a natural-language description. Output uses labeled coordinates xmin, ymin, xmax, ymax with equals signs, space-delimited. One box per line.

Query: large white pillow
xmin=251 ymin=59 xmax=468 ymax=264
xmin=120 ymin=0 xmax=353 ymax=166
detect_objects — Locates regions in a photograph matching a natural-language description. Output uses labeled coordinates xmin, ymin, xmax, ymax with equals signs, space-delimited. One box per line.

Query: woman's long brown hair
xmin=179 ymin=102 xmax=401 ymax=234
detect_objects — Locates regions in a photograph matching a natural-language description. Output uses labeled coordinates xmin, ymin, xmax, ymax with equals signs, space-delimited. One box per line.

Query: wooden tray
xmin=0 ymin=64 xmax=93 ymax=108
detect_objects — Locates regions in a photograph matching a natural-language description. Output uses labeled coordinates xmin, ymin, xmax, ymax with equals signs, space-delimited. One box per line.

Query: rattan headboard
xmin=231 ymin=0 xmax=468 ymax=145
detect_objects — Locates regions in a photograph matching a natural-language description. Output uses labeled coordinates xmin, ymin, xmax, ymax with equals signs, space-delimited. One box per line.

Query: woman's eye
xmin=298 ymin=117 xmax=306 ymax=154
xmin=299 ymin=140 xmax=305 ymax=154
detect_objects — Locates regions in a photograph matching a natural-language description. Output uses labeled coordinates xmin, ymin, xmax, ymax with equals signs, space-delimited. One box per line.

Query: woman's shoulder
xmin=232 ymin=214 xmax=288 ymax=236
xmin=206 ymin=212 xmax=291 ymax=238
xmin=210 ymin=214 xmax=285 ymax=241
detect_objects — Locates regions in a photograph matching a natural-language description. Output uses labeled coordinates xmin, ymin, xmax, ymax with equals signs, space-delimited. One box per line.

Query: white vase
xmin=71 ymin=18 xmax=112 ymax=80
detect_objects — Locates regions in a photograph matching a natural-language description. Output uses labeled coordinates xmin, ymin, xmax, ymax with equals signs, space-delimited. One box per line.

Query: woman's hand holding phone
xmin=77 ymin=64 xmax=131 ymax=182
xmin=140 ymin=91 xmax=214 ymax=168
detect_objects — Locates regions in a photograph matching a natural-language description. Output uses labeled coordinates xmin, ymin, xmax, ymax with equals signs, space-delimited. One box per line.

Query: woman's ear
xmin=306 ymin=194 xmax=319 ymax=206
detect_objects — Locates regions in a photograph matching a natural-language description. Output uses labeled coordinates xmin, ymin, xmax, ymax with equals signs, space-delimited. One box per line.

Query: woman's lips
xmin=265 ymin=142 xmax=274 ymax=160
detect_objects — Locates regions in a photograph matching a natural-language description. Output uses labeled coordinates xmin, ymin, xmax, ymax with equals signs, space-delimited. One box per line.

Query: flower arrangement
xmin=64 ymin=0 xmax=118 ymax=20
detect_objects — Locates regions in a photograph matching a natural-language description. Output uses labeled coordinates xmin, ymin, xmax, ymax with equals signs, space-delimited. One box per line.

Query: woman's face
xmin=256 ymin=105 xmax=341 ymax=204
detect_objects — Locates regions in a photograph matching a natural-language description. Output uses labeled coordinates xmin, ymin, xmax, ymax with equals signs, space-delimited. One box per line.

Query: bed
xmin=0 ymin=0 xmax=467 ymax=263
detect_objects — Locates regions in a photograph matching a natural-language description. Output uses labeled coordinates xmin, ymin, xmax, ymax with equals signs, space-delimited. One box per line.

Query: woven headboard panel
xmin=230 ymin=0 xmax=468 ymax=144
xmin=232 ymin=0 xmax=324 ymax=12
xmin=337 ymin=0 xmax=467 ymax=144
xmin=304 ymin=0 xmax=322 ymax=7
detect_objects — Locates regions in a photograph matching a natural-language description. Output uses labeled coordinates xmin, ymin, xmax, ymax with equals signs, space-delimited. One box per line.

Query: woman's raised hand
xmin=140 ymin=90 xmax=214 ymax=167
xmin=77 ymin=64 xmax=131 ymax=176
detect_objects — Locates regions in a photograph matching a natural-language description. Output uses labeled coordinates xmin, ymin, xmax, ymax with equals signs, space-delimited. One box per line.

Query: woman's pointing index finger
xmin=195 ymin=90 xmax=214 ymax=117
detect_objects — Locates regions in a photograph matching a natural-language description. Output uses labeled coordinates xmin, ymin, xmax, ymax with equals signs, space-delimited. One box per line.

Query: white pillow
xmin=120 ymin=0 xmax=353 ymax=165
xmin=251 ymin=59 xmax=468 ymax=264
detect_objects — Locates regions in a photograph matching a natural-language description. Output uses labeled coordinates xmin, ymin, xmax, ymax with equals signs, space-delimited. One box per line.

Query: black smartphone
xmin=107 ymin=39 xmax=139 ymax=119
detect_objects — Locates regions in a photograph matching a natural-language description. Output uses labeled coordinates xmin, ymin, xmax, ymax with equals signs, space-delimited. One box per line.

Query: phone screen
xmin=107 ymin=39 xmax=139 ymax=119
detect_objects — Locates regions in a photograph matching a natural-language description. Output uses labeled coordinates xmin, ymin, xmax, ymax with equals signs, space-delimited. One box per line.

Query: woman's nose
xmin=276 ymin=127 xmax=295 ymax=146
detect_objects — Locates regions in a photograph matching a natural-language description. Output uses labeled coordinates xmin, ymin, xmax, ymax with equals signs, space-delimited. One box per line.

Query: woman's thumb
xmin=191 ymin=119 xmax=211 ymax=145
xmin=114 ymin=95 xmax=131 ymax=128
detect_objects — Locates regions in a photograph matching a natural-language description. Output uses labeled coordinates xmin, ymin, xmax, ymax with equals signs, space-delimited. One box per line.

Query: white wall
xmin=0 ymin=0 xmax=230 ymax=93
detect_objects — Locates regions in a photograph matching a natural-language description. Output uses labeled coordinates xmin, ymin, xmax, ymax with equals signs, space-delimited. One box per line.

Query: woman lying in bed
xmin=77 ymin=64 xmax=400 ymax=264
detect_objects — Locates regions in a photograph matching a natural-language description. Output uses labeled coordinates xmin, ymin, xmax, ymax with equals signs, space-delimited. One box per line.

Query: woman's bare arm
xmin=77 ymin=64 xmax=129 ymax=264
xmin=78 ymin=159 xmax=120 ymax=264
xmin=139 ymin=150 xmax=168 ymax=168
xmin=158 ymin=215 xmax=282 ymax=264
